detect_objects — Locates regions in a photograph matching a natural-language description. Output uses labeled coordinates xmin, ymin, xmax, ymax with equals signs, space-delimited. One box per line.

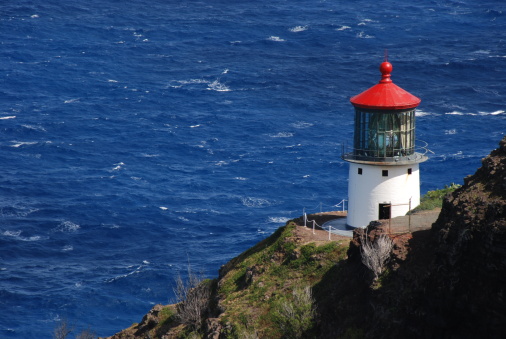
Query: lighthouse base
xmin=346 ymin=162 xmax=421 ymax=228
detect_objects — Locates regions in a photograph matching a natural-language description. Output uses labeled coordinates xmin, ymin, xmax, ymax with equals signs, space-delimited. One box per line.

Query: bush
xmin=360 ymin=233 xmax=393 ymax=280
xmin=271 ymin=286 xmax=316 ymax=339
xmin=173 ymin=265 xmax=211 ymax=330
xmin=412 ymin=183 xmax=461 ymax=212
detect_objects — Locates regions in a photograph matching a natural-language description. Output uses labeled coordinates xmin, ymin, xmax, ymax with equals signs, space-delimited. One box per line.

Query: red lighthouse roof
xmin=350 ymin=61 xmax=421 ymax=110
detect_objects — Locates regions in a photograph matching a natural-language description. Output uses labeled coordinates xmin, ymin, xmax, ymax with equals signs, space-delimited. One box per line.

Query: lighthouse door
xmin=379 ymin=203 xmax=391 ymax=220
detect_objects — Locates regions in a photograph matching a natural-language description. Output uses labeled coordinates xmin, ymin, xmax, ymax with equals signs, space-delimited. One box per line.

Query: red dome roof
xmin=350 ymin=61 xmax=421 ymax=110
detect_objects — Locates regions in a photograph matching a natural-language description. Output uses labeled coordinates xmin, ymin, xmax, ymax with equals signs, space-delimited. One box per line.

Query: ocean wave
xmin=289 ymin=25 xmax=308 ymax=32
xmin=2 ymin=230 xmax=45 ymax=242
xmin=241 ymin=197 xmax=273 ymax=208
xmin=290 ymin=121 xmax=313 ymax=129
xmin=169 ymin=78 xmax=208 ymax=89
xmin=207 ymin=79 xmax=231 ymax=92
xmin=267 ymin=36 xmax=285 ymax=42
xmin=445 ymin=111 xmax=473 ymax=116
xmin=270 ymin=132 xmax=293 ymax=138
xmin=446 ymin=110 xmax=505 ymax=116
xmin=415 ymin=110 xmax=433 ymax=117
xmin=356 ymin=31 xmax=374 ymax=39
xmin=112 ymin=162 xmax=125 ymax=171
xmin=267 ymin=216 xmax=290 ymax=224
xmin=106 ymin=261 xmax=150 ymax=283
xmin=54 ymin=220 xmax=81 ymax=233
xmin=336 ymin=25 xmax=351 ymax=31
xmin=0 ymin=116 xmax=16 ymax=120
xmin=10 ymin=141 xmax=38 ymax=148
xmin=480 ymin=110 xmax=505 ymax=115
xmin=0 ymin=206 xmax=39 ymax=218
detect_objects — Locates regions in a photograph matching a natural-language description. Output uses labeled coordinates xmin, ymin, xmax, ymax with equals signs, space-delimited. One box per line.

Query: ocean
xmin=0 ymin=0 xmax=504 ymax=337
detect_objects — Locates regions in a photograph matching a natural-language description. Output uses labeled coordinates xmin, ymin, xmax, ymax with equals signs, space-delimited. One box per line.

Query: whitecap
xmin=336 ymin=25 xmax=351 ymax=31
xmin=290 ymin=121 xmax=313 ymax=129
xmin=3 ymin=230 xmax=21 ymax=237
xmin=22 ymin=124 xmax=46 ymax=132
xmin=356 ymin=31 xmax=374 ymax=39
xmin=112 ymin=162 xmax=125 ymax=171
xmin=102 ymin=223 xmax=120 ymax=229
xmin=445 ymin=111 xmax=478 ymax=116
xmin=268 ymin=216 xmax=290 ymax=224
xmin=55 ymin=220 xmax=80 ymax=232
xmin=270 ymin=132 xmax=293 ymax=138
xmin=2 ymin=230 xmax=44 ymax=242
xmin=64 ymin=98 xmax=80 ymax=104
xmin=303 ymin=174 xmax=310 ymax=178
xmin=159 ymin=206 xmax=168 ymax=210
xmin=473 ymin=50 xmax=491 ymax=55
xmin=207 ymin=79 xmax=231 ymax=92
xmin=10 ymin=141 xmax=37 ymax=148
xmin=108 ymin=79 xmax=118 ymax=83
xmin=190 ymin=124 xmax=201 ymax=128
xmin=31 ymin=14 xmax=39 ymax=18
xmin=106 ymin=262 xmax=147 ymax=283
xmin=267 ymin=36 xmax=285 ymax=42
xmin=479 ymin=110 xmax=505 ymax=115
xmin=0 ymin=116 xmax=16 ymax=120
xmin=445 ymin=129 xmax=457 ymax=135
xmin=289 ymin=25 xmax=308 ymax=32
xmin=62 ymin=245 xmax=73 ymax=252
xmin=234 ymin=177 xmax=247 ymax=180
xmin=241 ymin=197 xmax=272 ymax=208
xmin=222 ymin=69 xmax=229 ymax=74
xmin=415 ymin=110 xmax=432 ymax=117
xmin=171 ymin=79 xmax=208 ymax=88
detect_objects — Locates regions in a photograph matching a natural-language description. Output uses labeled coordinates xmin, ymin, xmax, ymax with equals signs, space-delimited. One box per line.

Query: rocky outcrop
xmin=411 ymin=136 xmax=506 ymax=339
xmin=314 ymin=137 xmax=506 ymax=339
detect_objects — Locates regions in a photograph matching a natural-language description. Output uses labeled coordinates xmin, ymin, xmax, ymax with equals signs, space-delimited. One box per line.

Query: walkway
xmin=319 ymin=208 xmax=441 ymax=238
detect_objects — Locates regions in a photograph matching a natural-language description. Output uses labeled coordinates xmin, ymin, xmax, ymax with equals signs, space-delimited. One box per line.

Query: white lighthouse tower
xmin=342 ymin=60 xmax=427 ymax=228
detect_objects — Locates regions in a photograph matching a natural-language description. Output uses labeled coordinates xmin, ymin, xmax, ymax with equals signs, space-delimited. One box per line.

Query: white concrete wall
xmin=347 ymin=162 xmax=421 ymax=228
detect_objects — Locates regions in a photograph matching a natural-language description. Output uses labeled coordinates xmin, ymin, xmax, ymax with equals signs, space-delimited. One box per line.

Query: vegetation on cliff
xmin=107 ymin=221 xmax=349 ymax=338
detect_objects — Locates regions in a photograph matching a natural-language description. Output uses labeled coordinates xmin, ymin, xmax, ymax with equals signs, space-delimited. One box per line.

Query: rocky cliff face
xmin=413 ymin=136 xmax=506 ymax=338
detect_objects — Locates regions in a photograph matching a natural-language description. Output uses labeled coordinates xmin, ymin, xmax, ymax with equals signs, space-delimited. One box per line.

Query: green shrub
xmin=411 ymin=183 xmax=461 ymax=212
xmin=270 ymin=286 xmax=316 ymax=339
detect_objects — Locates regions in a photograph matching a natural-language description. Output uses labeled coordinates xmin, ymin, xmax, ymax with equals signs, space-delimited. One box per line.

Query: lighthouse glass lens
xmin=353 ymin=109 xmax=415 ymax=159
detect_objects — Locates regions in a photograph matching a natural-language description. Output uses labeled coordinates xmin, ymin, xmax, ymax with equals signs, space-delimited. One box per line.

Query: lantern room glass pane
xmin=353 ymin=109 xmax=415 ymax=158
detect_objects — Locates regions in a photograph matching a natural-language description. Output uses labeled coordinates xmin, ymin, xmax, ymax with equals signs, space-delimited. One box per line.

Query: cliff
xmin=106 ymin=137 xmax=506 ymax=339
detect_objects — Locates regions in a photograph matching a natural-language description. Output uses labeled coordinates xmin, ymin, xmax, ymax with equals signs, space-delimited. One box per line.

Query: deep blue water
xmin=0 ymin=0 xmax=505 ymax=337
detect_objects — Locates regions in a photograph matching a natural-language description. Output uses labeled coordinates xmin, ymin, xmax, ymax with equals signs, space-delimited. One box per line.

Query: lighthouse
xmin=342 ymin=60 xmax=427 ymax=228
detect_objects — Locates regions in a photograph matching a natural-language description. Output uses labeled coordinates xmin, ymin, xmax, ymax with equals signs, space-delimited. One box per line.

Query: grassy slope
xmin=216 ymin=221 xmax=349 ymax=338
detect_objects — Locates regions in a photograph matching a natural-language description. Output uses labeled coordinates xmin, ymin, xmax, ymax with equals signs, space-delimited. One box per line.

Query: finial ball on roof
xmin=380 ymin=61 xmax=393 ymax=75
